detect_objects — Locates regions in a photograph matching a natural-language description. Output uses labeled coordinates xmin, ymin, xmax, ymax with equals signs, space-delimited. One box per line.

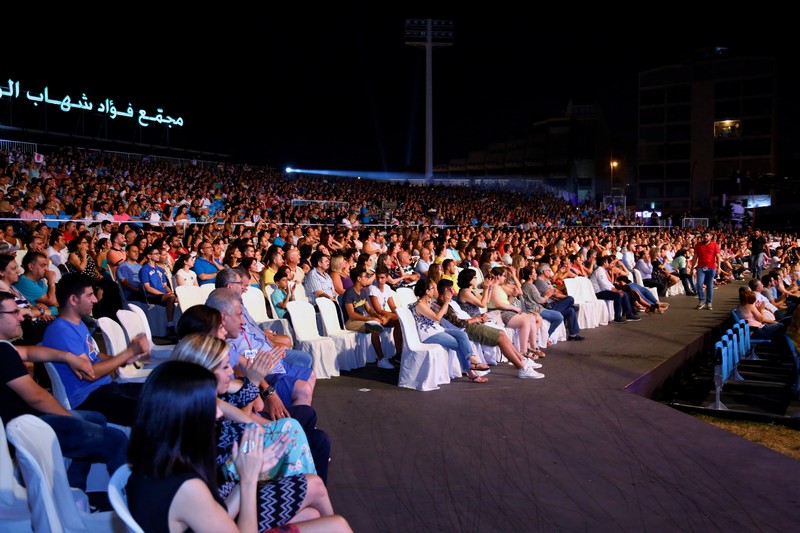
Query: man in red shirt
xmin=692 ymin=231 xmax=721 ymax=310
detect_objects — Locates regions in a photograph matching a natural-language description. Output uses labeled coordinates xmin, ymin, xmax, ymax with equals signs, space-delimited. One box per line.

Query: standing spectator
xmin=693 ymin=231 xmax=722 ymax=310
xmin=748 ymin=229 xmax=769 ymax=280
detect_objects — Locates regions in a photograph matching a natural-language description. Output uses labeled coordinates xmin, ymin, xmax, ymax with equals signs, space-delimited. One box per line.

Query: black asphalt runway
xmin=314 ymin=280 xmax=800 ymax=532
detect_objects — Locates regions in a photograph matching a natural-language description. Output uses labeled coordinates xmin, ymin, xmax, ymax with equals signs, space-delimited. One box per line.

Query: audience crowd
xmin=2 ymin=144 xmax=800 ymax=531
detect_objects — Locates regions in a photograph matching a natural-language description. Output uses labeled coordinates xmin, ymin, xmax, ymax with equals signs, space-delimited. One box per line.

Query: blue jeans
xmin=630 ymin=282 xmax=658 ymax=306
xmin=750 ymin=253 xmax=765 ymax=279
xmin=695 ymin=267 xmax=717 ymax=304
xmin=39 ymin=410 xmax=128 ymax=490
xmin=540 ymin=309 xmax=565 ymax=336
xmin=548 ymin=297 xmax=580 ymax=335
xmin=426 ymin=327 xmax=474 ymax=372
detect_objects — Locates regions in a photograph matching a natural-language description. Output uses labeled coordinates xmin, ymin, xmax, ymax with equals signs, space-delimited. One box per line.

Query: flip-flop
xmin=466 ymin=371 xmax=489 ymax=383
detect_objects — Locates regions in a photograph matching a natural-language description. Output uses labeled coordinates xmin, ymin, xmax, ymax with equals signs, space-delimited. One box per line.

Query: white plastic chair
xmin=564 ymin=277 xmax=609 ymax=329
xmin=1 ymin=417 xmax=32 ymax=532
xmin=631 ymin=267 xmax=660 ymax=301
xmin=394 ymin=287 xmax=417 ymax=307
xmin=127 ymin=301 xmax=169 ymax=337
xmin=5 ymin=415 xmax=126 ymax=533
xmin=107 ymin=465 xmax=144 ymax=533
xmin=395 ymin=306 xmax=454 ymax=391
xmin=316 ymin=297 xmax=365 ymax=370
xmin=97 ymin=317 xmax=151 ymax=383
xmin=241 ymin=285 xmax=292 ymax=341
xmin=117 ymin=308 xmax=174 ymax=359
xmin=285 ymin=300 xmax=340 ymax=379
xmin=175 ymin=285 xmax=207 ymax=313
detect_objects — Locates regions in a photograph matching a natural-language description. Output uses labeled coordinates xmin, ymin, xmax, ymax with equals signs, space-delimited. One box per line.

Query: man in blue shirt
xmin=192 ymin=239 xmax=224 ymax=286
xmin=139 ymin=245 xmax=178 ymax=335
xmin=42 ymin=273 xmax=150 ymax=426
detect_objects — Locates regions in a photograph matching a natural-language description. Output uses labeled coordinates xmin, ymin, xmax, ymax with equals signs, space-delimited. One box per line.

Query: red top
xmin=693 ymin=240 xmax=720 ymax=268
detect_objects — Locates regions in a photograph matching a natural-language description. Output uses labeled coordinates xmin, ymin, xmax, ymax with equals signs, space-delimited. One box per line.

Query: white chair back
xmin=395 ymin=287 xmax=417 ymax=307
xmin=108 ymin=465 xmax=145 ymax=533
xmin=6 ymin=415 xmax=124 ymax=533
xmin=175 ymin=285 xmax=207 ymax=313
xmin=286 ymin=300 xmax=340 ymax=378
xmin=242 ymin=285 xmax=270 ymax=323
xmin=0 ymin=417 xmax=31 ymax=528
xmin=395 ymin=306 xmax=454 ymax=391
xmin=97 ymin=317 xmax=151 ymax=382
xmin=117 ymin=308 xmax=174 ymax=359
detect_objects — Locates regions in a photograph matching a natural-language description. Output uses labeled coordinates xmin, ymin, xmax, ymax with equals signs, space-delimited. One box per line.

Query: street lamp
xmin=610 ymin=160 xmax=618 ymax=187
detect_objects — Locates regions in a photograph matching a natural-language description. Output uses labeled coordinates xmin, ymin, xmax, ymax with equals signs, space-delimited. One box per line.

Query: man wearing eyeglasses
xmin=0 ymin=291 xmax=128 ymax=491
xmin=193 ymin=239 xmax=224 ymax=286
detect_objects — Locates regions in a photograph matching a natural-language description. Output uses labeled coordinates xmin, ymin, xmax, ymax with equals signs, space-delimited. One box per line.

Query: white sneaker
xmin=525 ymin=358 xmax=543 ymax=369
xmin=518 ymin=366 xmax=545 ymax=379
xmin=377 ymin=358 xmax=395 ymax=370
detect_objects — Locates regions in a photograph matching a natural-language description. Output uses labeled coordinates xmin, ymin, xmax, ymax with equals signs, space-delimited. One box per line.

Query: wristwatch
xmin=263 ymin=385 xmax=276 ymax=397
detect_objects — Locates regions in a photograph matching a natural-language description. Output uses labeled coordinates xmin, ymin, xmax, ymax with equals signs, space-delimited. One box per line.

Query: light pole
xmin=610 ymin=160 xmax=618 ymax=188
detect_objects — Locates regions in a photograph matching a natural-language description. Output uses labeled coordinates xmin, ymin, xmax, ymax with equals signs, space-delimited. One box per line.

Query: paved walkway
xmin=314 ymin=280 xmax=800 ymax=532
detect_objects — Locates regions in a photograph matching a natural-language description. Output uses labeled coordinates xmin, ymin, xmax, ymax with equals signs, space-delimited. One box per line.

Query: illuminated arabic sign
xmin=0 ymin=79 xmax=184 ymax=128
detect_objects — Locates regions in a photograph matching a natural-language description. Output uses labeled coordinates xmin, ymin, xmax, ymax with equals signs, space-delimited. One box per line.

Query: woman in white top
xmin=487 ymin=265 xmax=544 ymax=358
xmin=173 ymin=253 xmax=200 ymax=287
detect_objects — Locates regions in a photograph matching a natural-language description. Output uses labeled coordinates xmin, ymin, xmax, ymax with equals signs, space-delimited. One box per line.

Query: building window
xmin=714 ymin=120 xmax=741 ymax=139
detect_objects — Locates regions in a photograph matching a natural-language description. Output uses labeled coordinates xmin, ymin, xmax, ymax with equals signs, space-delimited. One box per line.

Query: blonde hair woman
xmin=170 ymin=333 xmax=339 ymax=530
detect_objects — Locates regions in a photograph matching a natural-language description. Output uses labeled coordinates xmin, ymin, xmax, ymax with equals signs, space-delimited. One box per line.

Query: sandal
xmin=469 ymin=362 xmax=491 ymax=371
xmin=466 ymin=370 xmax=489 ymax=383
xmin=527 ymin=347 xmax=546 ymax=358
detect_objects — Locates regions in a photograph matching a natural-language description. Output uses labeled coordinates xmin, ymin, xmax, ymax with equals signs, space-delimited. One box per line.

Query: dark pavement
xmin=314 ymin=279 xmax=800 ymax=532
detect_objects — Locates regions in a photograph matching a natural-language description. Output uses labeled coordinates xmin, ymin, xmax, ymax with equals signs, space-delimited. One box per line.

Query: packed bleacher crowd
xmin=2 ymin=144 xmax=800 ymax=532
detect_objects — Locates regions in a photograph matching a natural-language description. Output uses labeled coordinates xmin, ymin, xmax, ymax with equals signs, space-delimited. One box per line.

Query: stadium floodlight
xmin=286 ymin=167 xmax=293 ymax=173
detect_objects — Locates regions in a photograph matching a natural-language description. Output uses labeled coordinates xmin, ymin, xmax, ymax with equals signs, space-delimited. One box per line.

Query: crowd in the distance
xmin=2 ymin=144 xmax=800 ymax=532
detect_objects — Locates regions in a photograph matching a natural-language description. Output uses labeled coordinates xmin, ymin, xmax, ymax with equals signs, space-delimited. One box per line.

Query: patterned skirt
xmin=219 ymin=474 xmax=308 ymax=530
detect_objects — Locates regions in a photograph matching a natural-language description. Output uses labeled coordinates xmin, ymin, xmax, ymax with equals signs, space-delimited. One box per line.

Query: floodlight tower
xmin=404 ymin=19 xmax=453 ymax=185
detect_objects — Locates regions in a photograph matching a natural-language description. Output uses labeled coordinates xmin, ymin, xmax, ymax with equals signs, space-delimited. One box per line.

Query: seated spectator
xmin=270 ymin=267 xmax=297 ymax=321
xmin=193 ymin=239 xmax=225 ymax=286
xmin=671 ymin=248 xmax=697 ymax=295
xmin=172 ymin=252 xmax=200 ymax=287
xmin=409 ymin=277 xmax=489 ymax=383
xmin=520 ymin=265 xmax=583 ymax=341
xmin=488 ymin=266 xmax=544 ymax=358
xmin=0 ymin=291 xmax=128 ymax=491
xmin=176 ymin=304 xmax=331 ymax=484
xmin=14 ymin=250 xmax=60 ymax=316
xmin=139 ymin=245 xmax=178 ymax=336
xmin=329 ymin=254 xmax=352 ymax=297
xmin=126 ymin=361 xmax=350 ymax=533
xmin=116 ymin=244 xmax=147 ymax=302
xmin=590 ymin=256 xmax=640 ymax=324
xmin=342 ymin=265 xmax=395 ymax=369
xmin=367 ymin=266 xmax=405 ymax=356
xmin=437 ymin=278 xmax=543 ymax=379
xmin=634 ymin=250 xmax=665 ymax=297
xmin=736 ymin=289 xmax=786 ymax=341
xmin=41 ymin=273 xmax=150 ymax=426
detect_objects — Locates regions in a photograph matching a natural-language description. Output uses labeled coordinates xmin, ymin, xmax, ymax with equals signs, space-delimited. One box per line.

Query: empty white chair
xmin=285 ymin=300 xmax=340 ymax=379
xmin=108 ymin=465 xmax=144 ymax=533
xmin=394 ymin=287 xmax=417 ymax=307
xmin=395 ymin=306 xmax=454 ymax=391
xmin=175 ymin=285 xmax=208 ymax=313
xmin=117 ymin=308 xmax=174 ymax=359
xmin=564 ymin=277 xmax=609 ymax=329
xmin=97 ymin=317 xmax=151 ymax=383
xmin=293 ymin=283 xmax=309 ymax=303
xmin=241 ymin=285 xmax=292 ymax=342
xmin=5 ymin=415 xmax=126 ymax=533
xmin=316 ymin=297 xmax=365 ymax=369
xmin=1 ymin=417 xmax=32 ymax=532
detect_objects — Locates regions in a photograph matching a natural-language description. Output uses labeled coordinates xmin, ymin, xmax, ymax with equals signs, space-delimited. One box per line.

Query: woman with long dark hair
xmin=127 ymin=360 xmax=351 ymax=533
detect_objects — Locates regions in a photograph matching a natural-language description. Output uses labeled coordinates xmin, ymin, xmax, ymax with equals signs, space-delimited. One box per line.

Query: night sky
xmin=2 ymin=12 xmax=793 ymax=175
